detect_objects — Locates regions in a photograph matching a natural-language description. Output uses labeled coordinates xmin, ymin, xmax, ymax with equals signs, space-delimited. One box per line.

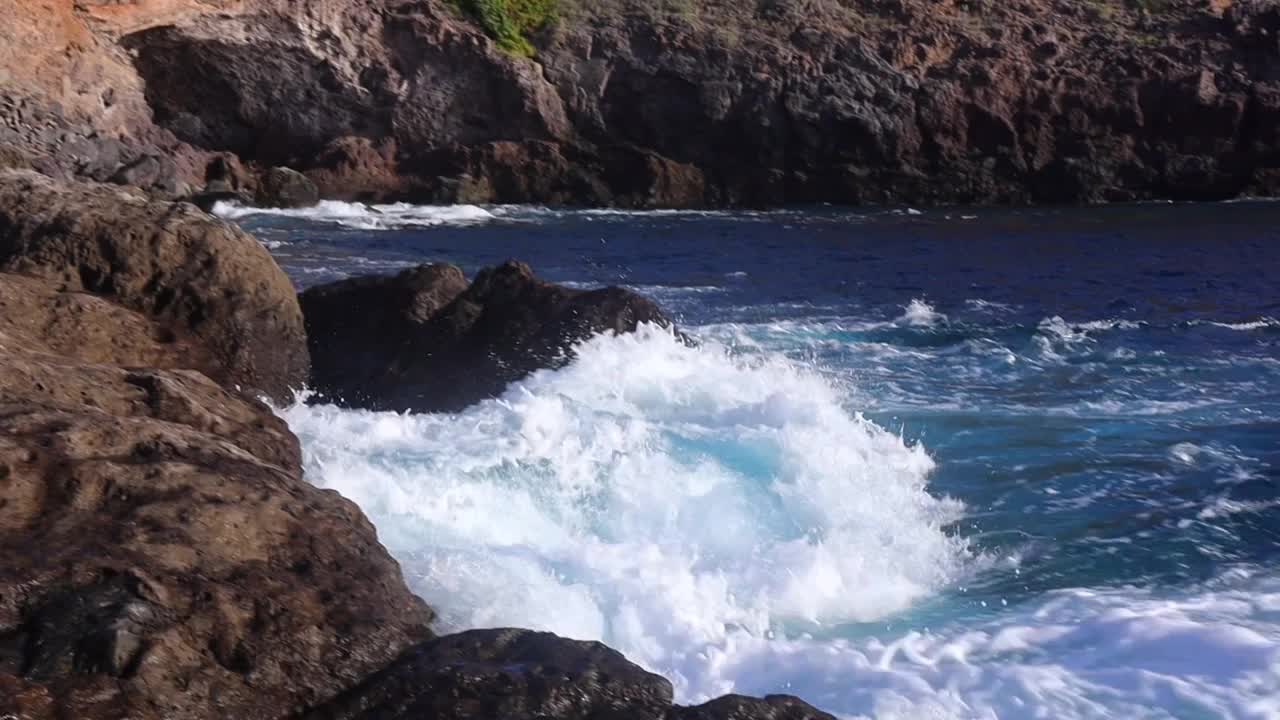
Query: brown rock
xmin=0 ymin=143 xmax=31 ymax=170
xmin=0 ymin=268 xmax=433 ymax=720
xmin=0 ymin=170 xmax=309 ymax=402
xmin=306 ymin=136 xmax=406 ymax=201
xmin=255 ymin=166 xmax=320 ymax=208
xmin=4 ymin=0 xmax=1280 ymax=204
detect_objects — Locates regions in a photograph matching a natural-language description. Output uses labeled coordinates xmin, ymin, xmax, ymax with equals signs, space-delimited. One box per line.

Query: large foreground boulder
xmin=302 ymin=260 xmax=673 ymax=412
xmin=0 ymin=170 xmax=309 ymax=402
xmin=302 ymin=629 xmax=834 ymax=720
xmin=0 ymin=270 xmax=434 ymax=719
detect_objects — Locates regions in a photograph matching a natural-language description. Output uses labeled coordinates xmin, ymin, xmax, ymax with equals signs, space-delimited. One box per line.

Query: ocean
xmin=220 ymin=200 xmax=1280 ymax=719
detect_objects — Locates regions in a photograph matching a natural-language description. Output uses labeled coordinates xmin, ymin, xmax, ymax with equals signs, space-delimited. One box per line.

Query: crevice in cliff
xmin=121 ymin=26 xmax=394 ymax=168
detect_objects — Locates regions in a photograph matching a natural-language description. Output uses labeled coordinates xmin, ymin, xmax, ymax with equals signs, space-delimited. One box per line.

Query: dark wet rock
xmin=255 ymin=166 xmax=319 ymax=208
xmin=301 ymin=263 xmax=470 ymax=407
xmin=301 ymin=628 xmax=834 ymax=720
xmin=0 ymin=170 xmax=309 ymax=402
xmin=60 ymin=0 xmax=1280 ymax=205
xmin=301 ymin=629 xmax=674 ymax=720
xmin=302 ymin=260 xmax=673 ymax=412
xmin=673 ymin=694 xmax=837 ymax=720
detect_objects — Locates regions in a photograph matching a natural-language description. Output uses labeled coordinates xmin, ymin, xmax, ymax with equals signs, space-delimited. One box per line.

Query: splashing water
xmin=212 ymin=200 xmax=496 ymax=229
xmin=897 ymin=299 xmax=948 ymax=327
xmin=283 ymin=326 xmax=972 ymax=700
xmin=250 ymin=201 xmax=1280 ymax=718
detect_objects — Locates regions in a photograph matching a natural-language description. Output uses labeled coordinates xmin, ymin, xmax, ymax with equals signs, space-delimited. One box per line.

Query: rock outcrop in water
xmin=4 ymin=0 xmax=1280 ymax=205
xmin=0 ymin=170 xmax=310 ymax=403
xmin=301 ymin=260 xmax=673 ymax=412
xmin=302 ymin=628 xmax=835 ymax=720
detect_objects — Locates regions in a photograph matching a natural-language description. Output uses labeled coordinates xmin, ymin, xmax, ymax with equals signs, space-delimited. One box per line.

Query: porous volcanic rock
xmin=0 ymin=170 xmax=309 ymax=402
xmin=0 ymin=269 xmax=433 ymax=719
xmin=7 ymin=0 xmax=1280 ymax=205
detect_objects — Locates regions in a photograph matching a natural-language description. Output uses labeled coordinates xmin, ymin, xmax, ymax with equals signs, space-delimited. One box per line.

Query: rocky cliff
xmin=3 ymin=0 xmax=1280 ymax=206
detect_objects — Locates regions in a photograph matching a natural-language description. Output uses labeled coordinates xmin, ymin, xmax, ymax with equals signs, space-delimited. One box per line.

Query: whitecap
xmin=896 ymin=299 xmax=947 ymax=327
xmin=965 ymin=299 xmax=1016 ymax=314
xmin=1206 ymin=317 xmax=1280 ymax=331
xmin=212 ymin=199 xmax=496 ymax=229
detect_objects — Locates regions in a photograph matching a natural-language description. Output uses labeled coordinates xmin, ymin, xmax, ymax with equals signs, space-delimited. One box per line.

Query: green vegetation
xmin=453 ymin=0 xmax=558 ymax=56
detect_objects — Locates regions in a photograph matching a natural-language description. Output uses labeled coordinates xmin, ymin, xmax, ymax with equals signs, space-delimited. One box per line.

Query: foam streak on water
xmin=212 ymin=200 xmax=496 ymax=229
xmin=692 ymin=570 xmax=1280 ymax=719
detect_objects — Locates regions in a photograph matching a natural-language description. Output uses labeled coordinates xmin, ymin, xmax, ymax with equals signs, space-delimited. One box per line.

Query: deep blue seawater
xmin=226 ymin=201 xmax=1280 ymax=719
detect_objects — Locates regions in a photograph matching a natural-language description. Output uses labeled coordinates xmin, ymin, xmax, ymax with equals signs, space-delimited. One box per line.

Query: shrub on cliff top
xmin=454 ymin=0 xmax=557 ymax=56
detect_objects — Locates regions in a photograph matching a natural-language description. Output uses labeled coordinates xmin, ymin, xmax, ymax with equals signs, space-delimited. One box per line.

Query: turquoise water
xmin=230 ymin=201 xmax=1280 ymax=718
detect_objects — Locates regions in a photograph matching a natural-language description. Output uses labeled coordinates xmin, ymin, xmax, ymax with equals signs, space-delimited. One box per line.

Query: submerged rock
xmin=302 ymin=628 xmax=834 ymax=720
xmin=301 ymin=260 xmax=673 ymax=412
xmin=0 ymin=170 xmax=309 ymax=402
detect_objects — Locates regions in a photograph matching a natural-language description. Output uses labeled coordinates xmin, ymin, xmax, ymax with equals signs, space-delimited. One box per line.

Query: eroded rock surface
xmin=0 ymin=170 xmax=309 ymax=402
xmin=0 ymin=267 xmax=433 ymax=719
xmin=4 ymin=0 xmax=1280 ymax=205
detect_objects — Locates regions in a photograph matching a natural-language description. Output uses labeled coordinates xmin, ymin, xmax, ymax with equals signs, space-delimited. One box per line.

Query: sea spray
xmin=282 ymin=325 xmax=972 ymax=699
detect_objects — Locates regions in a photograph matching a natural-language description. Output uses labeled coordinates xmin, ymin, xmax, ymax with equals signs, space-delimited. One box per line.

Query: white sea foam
xmin=686 ymin=571 xmax=1280 ymax=719
xmin=1031 ymin=316 xmax=1143 ymax=363
xmin=282 ymin=326 xmax=971 ymax=700
xmin=212 ymin=200 xmax=496 ymax=229
xmin=897 ymin=299 xmax=947 ymax=327
xmin=964 ymin=299 xmax=1016 ymax=314
xmin=1205 ymin=317 xmax=1280 ymax=331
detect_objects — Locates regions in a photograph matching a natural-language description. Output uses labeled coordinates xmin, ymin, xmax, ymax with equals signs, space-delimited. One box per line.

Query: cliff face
xmin=3 ymin=0 xmax=1280 ymax=205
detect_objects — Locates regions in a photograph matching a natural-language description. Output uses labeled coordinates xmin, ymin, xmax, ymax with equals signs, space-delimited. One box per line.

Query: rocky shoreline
xmin=5 ymin=0 xmax=1280 ymax=207
xmin=0 ymin=168 xmax=833 ymax=718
